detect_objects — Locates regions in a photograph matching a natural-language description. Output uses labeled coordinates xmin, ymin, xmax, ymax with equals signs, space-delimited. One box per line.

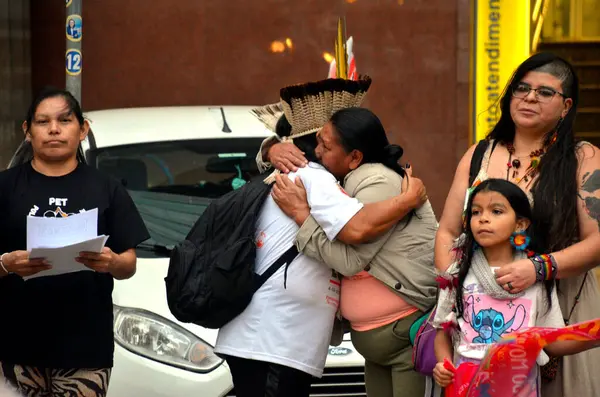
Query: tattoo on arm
xmin=579 ymin=170 xmax=600 ymax=229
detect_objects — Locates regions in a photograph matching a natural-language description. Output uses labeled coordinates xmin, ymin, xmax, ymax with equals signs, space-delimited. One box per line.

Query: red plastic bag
xmin=465 ymin=318 xmax=600 ymax=397
xmin=444 ymin=359 xmax=479 ymax=397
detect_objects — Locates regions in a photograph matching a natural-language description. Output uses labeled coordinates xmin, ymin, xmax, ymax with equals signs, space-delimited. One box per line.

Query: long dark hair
xmin=455 ymin=179 xmax=554 ymax=318
xmin=10 ymin=86 xmax=87 ymax=168
xmin=487 ymin=52 xmax=579 ymax=253
xmin=275 ymin=114 xmax=319 ymax=163
xmin=329 ymin=107 xmax=406 ymax=177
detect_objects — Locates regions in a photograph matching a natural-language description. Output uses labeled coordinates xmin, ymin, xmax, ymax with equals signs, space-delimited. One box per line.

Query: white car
xmin=72 ymin=106 xmax=367 ymax=397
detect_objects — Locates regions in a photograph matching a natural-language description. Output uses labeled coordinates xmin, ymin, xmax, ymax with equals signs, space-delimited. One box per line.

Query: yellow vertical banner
xmin=473 ymin=0 xmax=531 ymax=143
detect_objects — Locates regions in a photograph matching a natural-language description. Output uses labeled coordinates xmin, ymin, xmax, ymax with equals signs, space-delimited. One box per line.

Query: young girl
xmin=432 ymin=179 xmax=600 ymax=395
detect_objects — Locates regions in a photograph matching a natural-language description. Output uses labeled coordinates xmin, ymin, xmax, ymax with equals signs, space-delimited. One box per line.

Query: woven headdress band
xmin=254 ymin=76 xmax=372 ymax=184
xmin=279 ymin=76 xmax=372 ymax=139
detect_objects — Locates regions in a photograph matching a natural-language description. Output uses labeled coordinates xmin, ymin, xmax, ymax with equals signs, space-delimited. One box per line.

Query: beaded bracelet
xmin=530 ymin=254 xmax=557 ymax=281
xmin=0 ymin=253 xmax=9 ymax=274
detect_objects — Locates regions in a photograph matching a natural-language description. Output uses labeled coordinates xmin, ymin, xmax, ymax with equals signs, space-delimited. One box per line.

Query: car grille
xmin=226 ymin=365 xmax=366 ymax=397
xmin=310 ymin=366 xmax=366 ymax=396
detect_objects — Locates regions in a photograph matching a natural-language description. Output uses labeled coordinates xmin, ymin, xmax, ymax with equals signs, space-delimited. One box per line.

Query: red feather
xmin=436 ymin=276 xmax=452 ymax=290
xmin=436 ymin=275 xmax=459 ymax=290
xmin=441 ymin=321 xmax=456 ymax=333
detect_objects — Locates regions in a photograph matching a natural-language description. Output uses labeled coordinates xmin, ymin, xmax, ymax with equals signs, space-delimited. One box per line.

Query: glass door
xmin=543 ymin=0 xmax=600 ymax=41
xmin=579 ymin=0 xmax=600 ymax=39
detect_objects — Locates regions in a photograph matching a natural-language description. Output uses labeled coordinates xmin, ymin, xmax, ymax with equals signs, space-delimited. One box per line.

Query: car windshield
xmin=90 ymin=138 xmax=265 ymax=257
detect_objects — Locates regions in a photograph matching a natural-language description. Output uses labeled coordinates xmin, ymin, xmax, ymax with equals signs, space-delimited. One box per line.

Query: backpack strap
xmin=256 ymin=245 xmax=299 ymax=291
xmin=469 ymin=140 xmax=490 ymax=186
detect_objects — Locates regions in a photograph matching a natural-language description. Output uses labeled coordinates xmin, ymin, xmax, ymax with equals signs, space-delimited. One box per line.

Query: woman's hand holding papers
xmin=1 ymin=250 xmax=52 ymax=277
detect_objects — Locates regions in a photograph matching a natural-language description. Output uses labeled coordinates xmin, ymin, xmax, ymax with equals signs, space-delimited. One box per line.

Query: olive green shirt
xmin=295 ymin=163 xmax=439 ymax=344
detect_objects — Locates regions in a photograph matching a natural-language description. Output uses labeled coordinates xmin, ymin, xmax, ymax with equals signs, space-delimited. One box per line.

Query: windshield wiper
xmin=136 ymin=242 xmax=174 ymax=254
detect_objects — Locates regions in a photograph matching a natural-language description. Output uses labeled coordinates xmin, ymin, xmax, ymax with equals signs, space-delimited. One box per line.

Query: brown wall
xmin=31 ymin=0 xmax=471 ymax=215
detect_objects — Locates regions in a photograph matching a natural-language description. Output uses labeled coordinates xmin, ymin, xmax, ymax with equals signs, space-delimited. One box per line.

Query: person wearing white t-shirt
xmin=215 ymin=112 xmax=358 ymax=390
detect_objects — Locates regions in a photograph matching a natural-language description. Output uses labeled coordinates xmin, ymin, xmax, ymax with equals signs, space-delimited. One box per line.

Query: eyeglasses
xmin=512 ymin=83 xmax=567 ymax=103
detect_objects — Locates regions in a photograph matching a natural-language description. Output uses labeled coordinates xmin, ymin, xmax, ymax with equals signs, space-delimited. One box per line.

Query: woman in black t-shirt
xmin=0 ymin=87 xmax=150 ymax=396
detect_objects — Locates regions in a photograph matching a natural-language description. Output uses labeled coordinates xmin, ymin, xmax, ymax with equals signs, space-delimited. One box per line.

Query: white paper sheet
xmin=25 ymin=234 xmax=109 ymax=280
xmin=26 ymin=208 xmax=98 ymax=251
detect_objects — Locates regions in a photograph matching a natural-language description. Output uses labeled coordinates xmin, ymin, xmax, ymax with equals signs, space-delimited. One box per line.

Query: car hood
xmin=113 ymin=257 xmax=364 ymax=366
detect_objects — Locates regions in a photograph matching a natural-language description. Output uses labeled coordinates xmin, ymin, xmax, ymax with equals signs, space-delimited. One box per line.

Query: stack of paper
xmin=25 ymin=208 xmax=109 ymax=279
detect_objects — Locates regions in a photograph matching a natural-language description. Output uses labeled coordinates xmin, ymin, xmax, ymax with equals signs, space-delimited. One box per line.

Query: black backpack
xmin=165 ymin=179 xmax=298 ymax=329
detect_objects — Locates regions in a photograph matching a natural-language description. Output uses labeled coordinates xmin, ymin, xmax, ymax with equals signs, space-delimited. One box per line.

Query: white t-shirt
xmin=436 ymin=269 xmax=564 ymax=397
xmin=214 ymin=162 xmax=363 ymax=377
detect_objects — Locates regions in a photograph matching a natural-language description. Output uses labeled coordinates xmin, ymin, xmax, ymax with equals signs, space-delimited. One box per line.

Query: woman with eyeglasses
xmin=435 ymin=52 xmax=600 ymax=396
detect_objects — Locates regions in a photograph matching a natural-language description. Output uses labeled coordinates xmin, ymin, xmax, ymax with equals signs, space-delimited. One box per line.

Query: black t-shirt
xmin=0 ymin=162 xmax=150 ymax=369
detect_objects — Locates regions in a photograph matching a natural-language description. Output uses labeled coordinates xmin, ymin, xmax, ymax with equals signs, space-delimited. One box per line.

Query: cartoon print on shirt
xmin=463 ymin=294 xmax=526 ymax=344
xmin=28 ymin=197 xmax=80 ymax=218
xmin=44 ymin=207 xmax=75 ymax=218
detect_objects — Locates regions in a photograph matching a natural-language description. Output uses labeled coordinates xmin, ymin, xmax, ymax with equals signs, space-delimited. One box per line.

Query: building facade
xmin=12 ymin=0 xmax=473 ymax=214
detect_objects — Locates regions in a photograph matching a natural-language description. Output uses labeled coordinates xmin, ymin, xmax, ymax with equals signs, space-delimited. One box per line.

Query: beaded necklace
xmin=505 ymin=133 xmax=557 ymax=187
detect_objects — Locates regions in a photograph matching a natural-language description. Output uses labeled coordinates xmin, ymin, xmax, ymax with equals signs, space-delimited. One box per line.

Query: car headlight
xmin=113 ymin=305 xmax=222 ymax=373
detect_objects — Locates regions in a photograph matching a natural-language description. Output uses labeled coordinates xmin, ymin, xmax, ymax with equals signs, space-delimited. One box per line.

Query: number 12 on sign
xmin=66 ymin=49 xmax=82 ymax=76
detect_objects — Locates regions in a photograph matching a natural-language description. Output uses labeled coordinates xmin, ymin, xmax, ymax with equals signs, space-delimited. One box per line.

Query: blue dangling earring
xmin=510 ymin=230 xmax=530 ymax=251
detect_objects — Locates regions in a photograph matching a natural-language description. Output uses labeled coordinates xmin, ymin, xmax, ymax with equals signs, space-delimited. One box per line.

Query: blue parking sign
xmin=66 ymin=49 xmax=82 ymax=75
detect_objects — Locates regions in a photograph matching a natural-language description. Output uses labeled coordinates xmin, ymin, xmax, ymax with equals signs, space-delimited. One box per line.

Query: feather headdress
xmin=252 ymin=17 xmax=372 ymax=183
xmin=250 ymin=102 xmax=284 ymax=133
